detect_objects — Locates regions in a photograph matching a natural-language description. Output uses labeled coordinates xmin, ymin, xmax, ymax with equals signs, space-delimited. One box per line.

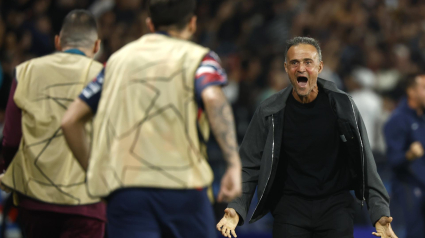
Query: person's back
xmin=88 ymin=32 xmax=213 ymax=195
xmin=0 ymin=10 xmax=106 ymax=238
xmin=349 ymin=67 xmax=382 ymax=151
xmin=61 ymin=1 xmax=242 ymax=237
xmin=351 ymin=89 xmax=382 ymax=149
xmin=5 ymin=50 xmax=102 ymax=204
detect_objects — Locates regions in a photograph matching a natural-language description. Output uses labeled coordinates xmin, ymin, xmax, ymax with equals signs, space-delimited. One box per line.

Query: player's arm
xmin=197 ymin=52 xmax=241 ymax=238
xmin=62 ymin=68 xmax=104 ymax=171
xmin=202 ymin=86 xmax=240 ymax=169
xmin=196 ymin=52 xmax=242 ymax=203
xmin=61 ymin=99 xmax=93 ymax=171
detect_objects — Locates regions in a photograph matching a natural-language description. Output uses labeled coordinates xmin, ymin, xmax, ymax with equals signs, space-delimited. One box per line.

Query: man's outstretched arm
xmin=61 ymin=98 xmax=93 ymax=171
xmin=202 ymin=85 xmax=242 ymax=203
xmin=353 ymin=103 xmax=397 ymax=238
xmin=216 ymin=104 xmax=268 ymax=237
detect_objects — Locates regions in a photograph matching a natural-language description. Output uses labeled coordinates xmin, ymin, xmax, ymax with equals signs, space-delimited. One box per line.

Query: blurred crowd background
xmin=0 ymin=0 xmax=424 ymax=237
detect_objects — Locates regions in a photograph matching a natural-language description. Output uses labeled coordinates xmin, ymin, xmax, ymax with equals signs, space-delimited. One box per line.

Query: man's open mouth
xmin=297 ymin=76 xmax=308 ymax=87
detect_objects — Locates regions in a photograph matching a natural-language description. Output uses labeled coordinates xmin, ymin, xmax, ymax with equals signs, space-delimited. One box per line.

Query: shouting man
xmin=217 ymin=37 xmax=397 ymax=238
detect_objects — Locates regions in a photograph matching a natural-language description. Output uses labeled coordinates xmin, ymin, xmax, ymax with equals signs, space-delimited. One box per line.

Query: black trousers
xmin=271 ymin=191 xmax=355 ymax=238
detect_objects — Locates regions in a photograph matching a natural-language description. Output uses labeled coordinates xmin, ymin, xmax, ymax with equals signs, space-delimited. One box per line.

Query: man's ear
xmin=146 ymin=17 xmax=156 ymax=32
xmin=93 ymin=39 xmax=101 ymax=54
xmin=188 ymin=15 xmax=197 ymax=34
xmin=284 ymin=62 xmax=288 ymax=73
xmin=318 ymin=61 xmax=324 ymax=74
xmin=54 ymin=35 xmax=61 ymax=51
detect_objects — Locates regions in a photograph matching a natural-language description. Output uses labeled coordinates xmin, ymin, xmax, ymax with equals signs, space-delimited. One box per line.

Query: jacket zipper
xmin=250 ymin=114 xmax=275 ymax=220
xmin=348 ymin=97 xmax=366 ymax=207
xmin=250 ymin=94 xmax=365 ymax=221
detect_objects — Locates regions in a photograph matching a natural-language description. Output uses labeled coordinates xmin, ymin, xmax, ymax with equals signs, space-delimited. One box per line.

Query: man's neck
xmin=158 ymin=28 xmax=191 ymax=40
xmin=407 ymin=97 xmax=424 ymax=116
xmin=292 ymin=86 xmax=319 ymax=104
xmin=62 ymin=47 xmax=92 ymax=58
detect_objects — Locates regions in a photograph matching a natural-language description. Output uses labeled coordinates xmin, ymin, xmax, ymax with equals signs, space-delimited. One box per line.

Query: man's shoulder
xmin=14 ymin=54 xmax=55 ymax=79
xmin=259 ymin=88 xmax=288 ymax=106
xmin=385 ymin=105 xmax=411 ymax=130
xmin=108 ymin=40 xmax=140 ymax=61
xmin=156 ymin=34 xmax=208 ymax=52
xmin=21 ymin=52 xmax=98 ymax=66
xmin=16 ymin=54 xmax=50 ymax=69
xmin=108 ymin=34 xmax=209 ymax=65
xmin=256 ymin=87 xmax=291 ymax=116
xmin=389 ymin=108 xmax=409 ymax=121
xmin=22 ymin=53 xmax=101 ymax=70
xmin=143 ymin=33 xmax=209 ymax=51
xmin=90 ymin=59 xmax=103 ymax=70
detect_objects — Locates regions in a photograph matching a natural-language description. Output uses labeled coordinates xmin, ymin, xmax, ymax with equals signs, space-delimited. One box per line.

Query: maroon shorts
xmin=19 ymin=208 xmax=105 ymax=238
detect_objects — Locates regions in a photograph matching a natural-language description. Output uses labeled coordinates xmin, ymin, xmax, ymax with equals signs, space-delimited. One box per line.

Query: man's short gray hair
xmin=60 ymin=9 xmax=98 ymax=49
xmin=285 ymin=37 xmax=322 ymax=62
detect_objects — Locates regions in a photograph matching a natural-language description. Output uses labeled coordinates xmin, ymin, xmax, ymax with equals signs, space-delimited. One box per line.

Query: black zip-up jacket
xmin=228 ymin=78 xmax=390 ymax=226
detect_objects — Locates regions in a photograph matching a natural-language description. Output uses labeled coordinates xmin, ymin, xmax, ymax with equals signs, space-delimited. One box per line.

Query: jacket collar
xmin=155 ymin=31 xmax=170 ymax=36
xmin=63 ymin=48 xmax=86 ymax=56
xmin=262 ymin=78 xmax=348 ymax=117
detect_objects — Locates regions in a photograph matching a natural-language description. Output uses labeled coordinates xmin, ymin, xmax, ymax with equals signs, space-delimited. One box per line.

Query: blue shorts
xmin=106 ymin=188 xmax=216 ymax=238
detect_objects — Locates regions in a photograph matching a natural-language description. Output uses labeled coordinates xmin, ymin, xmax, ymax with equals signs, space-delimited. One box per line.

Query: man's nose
xmin=297 ymin=62 xmax=306 ymax=72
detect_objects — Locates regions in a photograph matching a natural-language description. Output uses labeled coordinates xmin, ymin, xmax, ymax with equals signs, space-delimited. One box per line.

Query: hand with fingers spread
xmin=372 ymin=216 xmax=398 ymax=238
xmin=217 ymin=165 xmax=242 ymax=203
xmin=217 ymin=208 xmax=239 ymax=238
xmin=0 ymin=173 xmax=11 ymax=193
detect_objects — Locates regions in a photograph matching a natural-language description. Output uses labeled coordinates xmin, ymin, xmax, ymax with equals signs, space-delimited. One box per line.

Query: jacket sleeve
xmin=228 ymin=107 xmax=268 ymax=226
xmin=383 ymin=115 xmax=409 ymax=169
xmin=355 ymin=103 xmax=390 ymax=226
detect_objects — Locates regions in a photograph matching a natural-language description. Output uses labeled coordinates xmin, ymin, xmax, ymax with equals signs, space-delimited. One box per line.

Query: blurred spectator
xmin=89 ymin=0 xmax=115 ymax=18
xmin=346 ymin=67 xmax=382 ymax=152
xmin=2 ymin=0 xmax=425 ymax=114
xmin=256 ymin=55 xmax=289 ymax=106
xmin=384 ymin=74 xmax=425 ymax=238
